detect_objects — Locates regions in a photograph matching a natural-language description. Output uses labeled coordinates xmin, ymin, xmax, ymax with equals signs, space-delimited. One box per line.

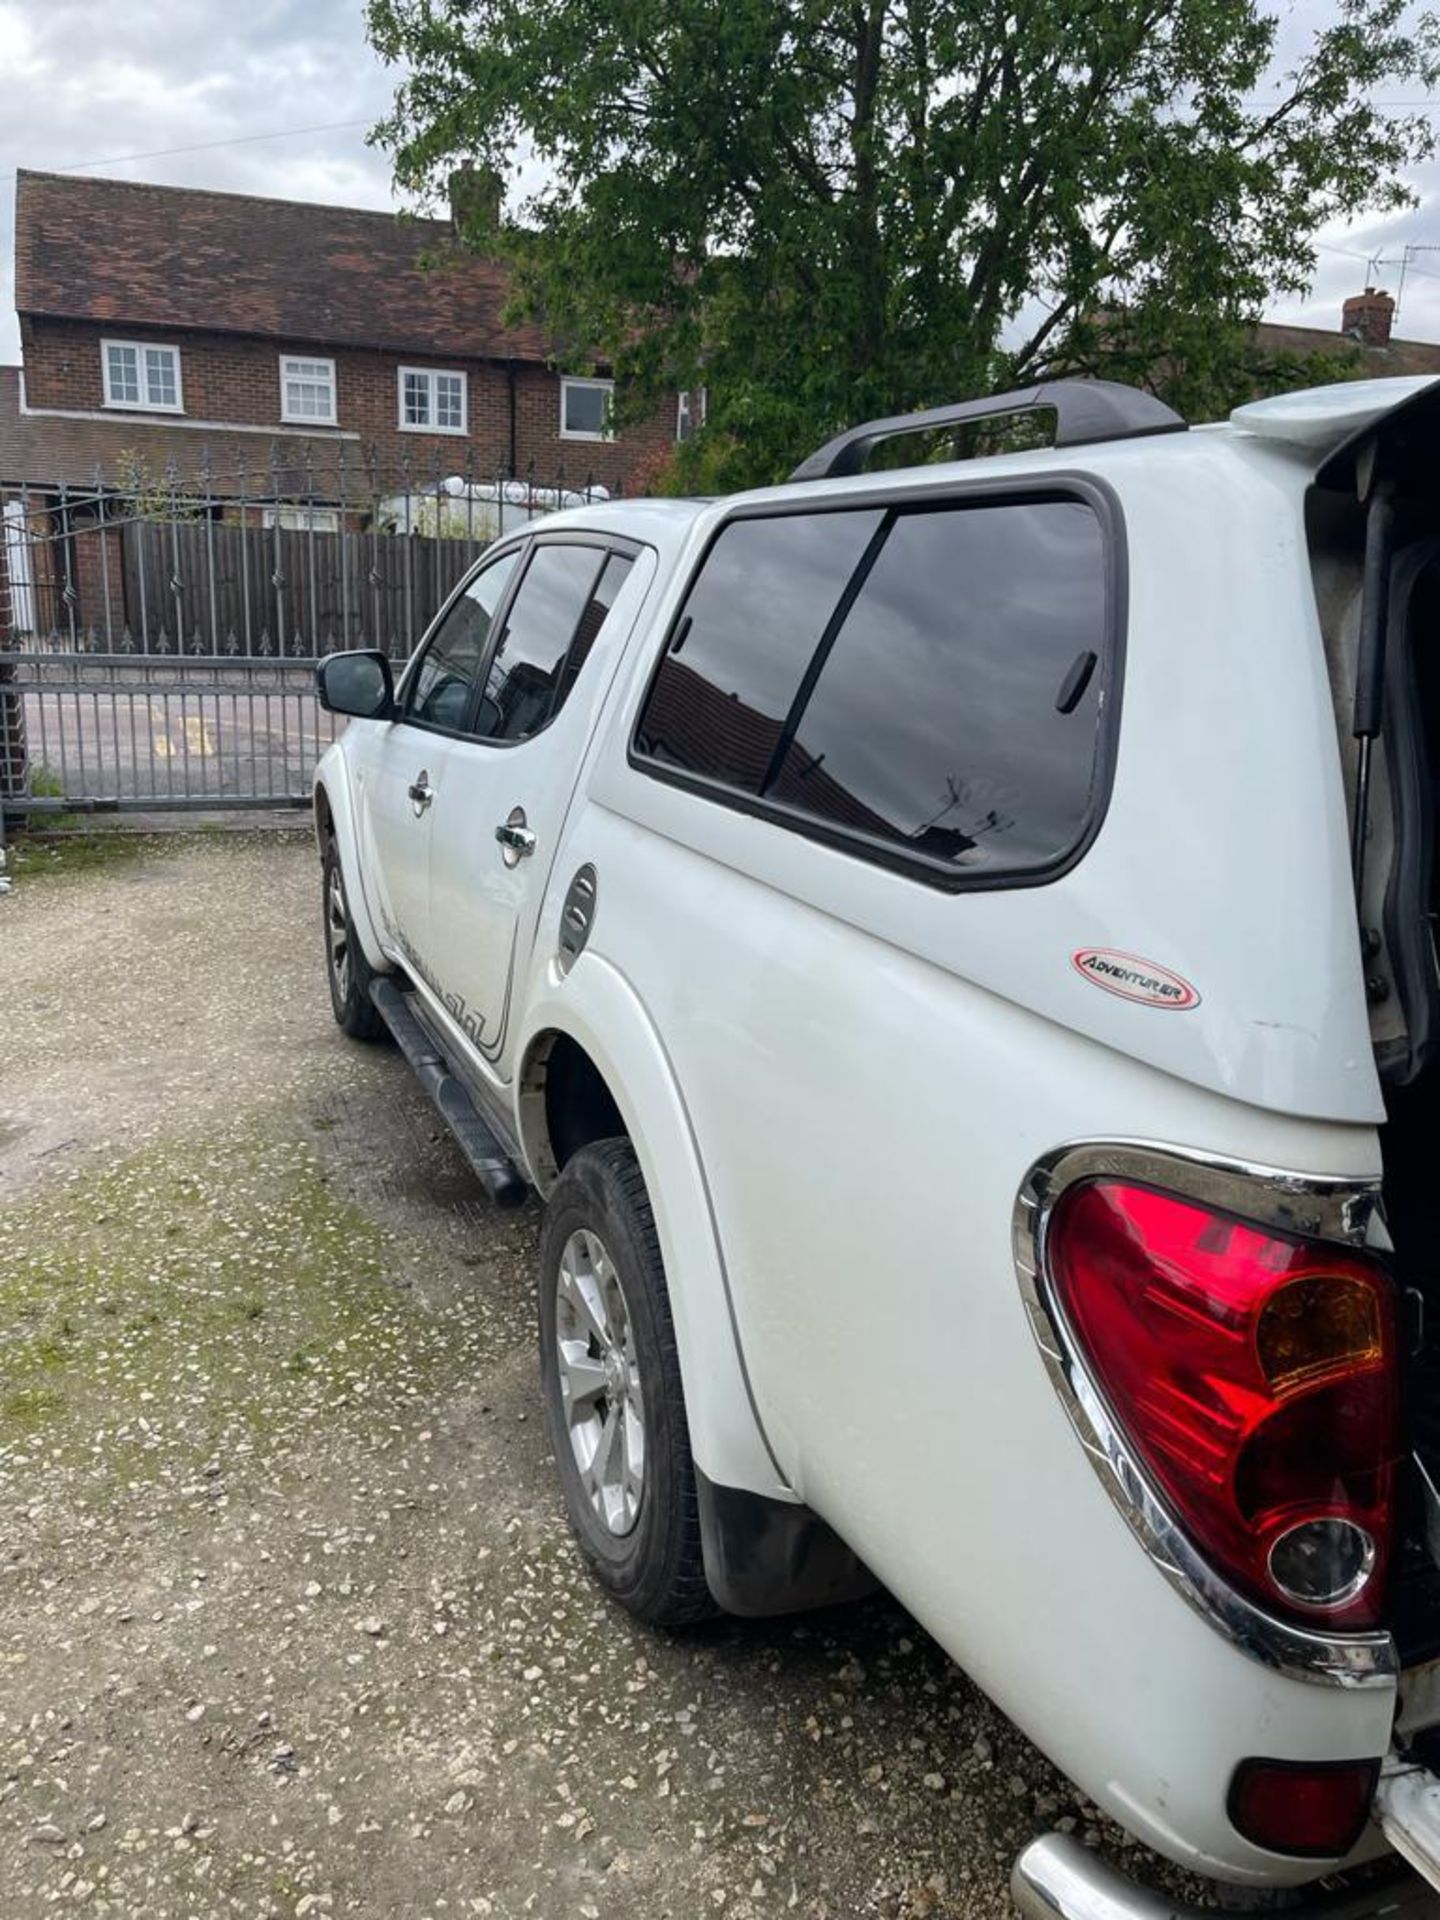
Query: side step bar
xmin=369 ymin=978 xmax=529 ymax=1210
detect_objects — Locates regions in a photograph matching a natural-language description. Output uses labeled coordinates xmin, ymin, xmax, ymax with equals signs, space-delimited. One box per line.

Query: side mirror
xmin=317 ymin=650 xmax=393 ymax=720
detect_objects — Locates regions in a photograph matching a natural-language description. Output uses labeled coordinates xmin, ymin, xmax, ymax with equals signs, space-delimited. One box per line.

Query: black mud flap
xmin=696 ymin=1470 xmax=878 ymax=1617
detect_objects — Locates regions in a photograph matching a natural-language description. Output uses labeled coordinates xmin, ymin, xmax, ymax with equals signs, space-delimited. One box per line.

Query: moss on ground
xmin=4 ymin=832 xmax=173 ymax=878
xmin=0 ymin=1127 xmax=480 ymax=1493
xmin=4 ymin=826 xmax=311 ymax=880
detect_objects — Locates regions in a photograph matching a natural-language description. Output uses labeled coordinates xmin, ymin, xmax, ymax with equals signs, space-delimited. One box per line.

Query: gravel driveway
xmin=0 ymin=831 xmax=1176 ymax=1919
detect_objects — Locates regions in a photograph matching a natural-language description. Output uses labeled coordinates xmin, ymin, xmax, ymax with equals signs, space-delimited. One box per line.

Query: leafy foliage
xmin=368 ymin=0 xmax=1440 ymax=487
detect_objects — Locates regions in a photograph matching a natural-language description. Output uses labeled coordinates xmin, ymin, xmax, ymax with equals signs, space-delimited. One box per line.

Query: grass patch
xmin=11 ymin=766 xmax=86 ymax=832
xmin=3 ymin=826 xmax=311 ymax=881
xmin=0 ymin=1127 xmax=491 ymax=1495
xmin=3 ymin=1385 xmax=64 ymax=1431
xmin=4 ymin=831 xmax=167 ymax=878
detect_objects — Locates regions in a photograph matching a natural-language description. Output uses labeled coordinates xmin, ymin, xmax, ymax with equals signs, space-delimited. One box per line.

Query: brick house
xmin=1253 ymin=286 xmax=1440 ymax=376
xmin=6 ymin=167 xmax=688 ymax=499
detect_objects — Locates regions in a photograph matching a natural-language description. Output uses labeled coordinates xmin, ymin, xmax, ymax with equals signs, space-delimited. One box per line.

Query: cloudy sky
xmin=0 ymin=0 xmax=405 ymax=364
xmin=3 ymin=0 xmax=1440 ymax=366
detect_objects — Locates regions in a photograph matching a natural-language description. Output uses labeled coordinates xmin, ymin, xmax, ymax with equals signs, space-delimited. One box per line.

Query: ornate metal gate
xmin=0 ymin=449 xmax=613 ymax=816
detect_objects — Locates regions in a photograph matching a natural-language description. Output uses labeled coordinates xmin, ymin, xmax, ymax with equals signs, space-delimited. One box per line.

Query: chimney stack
xmin=1342 ymin=286 xmax=1395 ymax=348
xmin=449 ymin=163 xmax=504 ymax=240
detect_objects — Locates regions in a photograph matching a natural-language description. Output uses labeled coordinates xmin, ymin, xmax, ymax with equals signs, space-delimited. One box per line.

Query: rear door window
xmin=472 ymin=543 xmax=608 ymax=742
xmin=552 ymin=551 xmax=634 ymax=714
xmin=633 ymin=494 xmax=1112 ymax=883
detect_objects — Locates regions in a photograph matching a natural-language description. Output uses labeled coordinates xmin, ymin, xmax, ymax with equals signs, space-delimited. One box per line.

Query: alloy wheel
xmin=326 ymin=863 xmax=351 ymax=1003
xmin=554 ymin=1227 xmax=646 ymax=1536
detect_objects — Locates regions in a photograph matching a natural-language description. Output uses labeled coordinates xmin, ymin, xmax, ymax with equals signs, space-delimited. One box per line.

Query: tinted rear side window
xmin=633 ymin=495 xmax=1112 ymax=884
xmin=475 ymin=543 xmax=606 ymax=743
xmin=634 ymin=510 xmax=884 ymax=790
xmin=553 ymin=552 xmax=634 ymax=712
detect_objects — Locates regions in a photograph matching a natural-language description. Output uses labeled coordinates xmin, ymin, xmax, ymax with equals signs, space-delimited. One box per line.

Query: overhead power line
xmin=3 ymin=91 xmax=1438 ymax=191
xmin=1238 ymin=95 xmax=1440 ymax=106
xmin=0 ymin=117 xmax=373 ymax=186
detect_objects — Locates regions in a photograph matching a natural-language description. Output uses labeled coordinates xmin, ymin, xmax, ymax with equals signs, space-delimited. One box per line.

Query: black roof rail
xmin=788 ymin=379 xmax=1188 ymax=482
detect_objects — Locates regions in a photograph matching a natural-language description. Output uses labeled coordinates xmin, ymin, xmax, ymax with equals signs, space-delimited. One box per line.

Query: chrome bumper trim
xmin=1012 ymin=1833 xmax=1440 ymax=1920
xmin=1013 ymin=1140 xmax=1397 ymax=1692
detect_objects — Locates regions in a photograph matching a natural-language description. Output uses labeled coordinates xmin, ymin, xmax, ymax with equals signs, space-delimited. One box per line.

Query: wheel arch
xmin=517 ymin=959 xmax=792 ymax=1508
xmin=520 ymin=1029 xmax=628 ymax=1190
xmin=313 ymin=778 xmax=334 ymax=847
xmin=313 ymin=760 xmax=388 ymax=972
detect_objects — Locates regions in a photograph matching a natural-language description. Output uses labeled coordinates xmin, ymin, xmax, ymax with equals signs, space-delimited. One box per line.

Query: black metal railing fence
xmin=0 ymin=448 xmax=616 ymax=814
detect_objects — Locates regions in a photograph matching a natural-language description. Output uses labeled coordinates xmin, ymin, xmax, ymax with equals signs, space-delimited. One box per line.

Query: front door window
xmin=404 ymin=549 xmax=520 ymax=731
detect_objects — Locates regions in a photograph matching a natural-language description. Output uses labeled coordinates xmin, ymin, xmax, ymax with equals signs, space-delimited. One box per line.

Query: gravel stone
xmin=0 ymin=833 xmax=1233 ymax=1918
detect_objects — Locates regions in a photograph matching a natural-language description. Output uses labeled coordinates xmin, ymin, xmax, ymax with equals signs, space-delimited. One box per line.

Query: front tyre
xmin=322 ymin=837 xmax=386 ymax=1042
xmin=538 ymin=1138 xmax=716 ymax=1626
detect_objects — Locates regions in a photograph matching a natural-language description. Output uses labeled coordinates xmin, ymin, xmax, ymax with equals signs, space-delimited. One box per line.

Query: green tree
xmin=368 ymin=0 xmax=1440 ymax=488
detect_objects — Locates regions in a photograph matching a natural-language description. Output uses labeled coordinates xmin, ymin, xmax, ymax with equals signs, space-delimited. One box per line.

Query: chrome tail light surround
xmin=1012 ymin=1138 xmax=1396 ymax=1691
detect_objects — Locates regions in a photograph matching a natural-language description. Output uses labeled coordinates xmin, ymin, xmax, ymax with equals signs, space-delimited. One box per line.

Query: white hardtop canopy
xmin=1230 ymin=374 xmax=1440 ymax=454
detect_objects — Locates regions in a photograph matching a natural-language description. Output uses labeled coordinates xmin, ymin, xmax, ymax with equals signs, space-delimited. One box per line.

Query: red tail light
xmin=1046 ymin=1180 xmax=1400 ymax=1627
xmin=1228 ymin=1758 xmax=1378 ymax=1857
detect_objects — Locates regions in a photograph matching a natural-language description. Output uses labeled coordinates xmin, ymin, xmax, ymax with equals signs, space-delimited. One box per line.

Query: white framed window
xmin=398 ymin=366 xmax=468 ymax=435
xmin=261 ymin=507 xmax=340 ymax=533
xmin=560 ymin=376 xmax=614 ymax=441
xmin=102 ymin=338 xmax=183 ymax=413
xmin=676 ymin=386 xmax=708 ymax=442
xmin=279 ymin=355 xmax=337 ymax=425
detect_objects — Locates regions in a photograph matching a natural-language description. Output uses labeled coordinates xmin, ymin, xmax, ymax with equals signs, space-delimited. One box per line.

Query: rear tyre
xmin=538 ymin=1138 xmax=716 ymax=1627
xmin=322 ymin=837 xmax=386 ymax=1042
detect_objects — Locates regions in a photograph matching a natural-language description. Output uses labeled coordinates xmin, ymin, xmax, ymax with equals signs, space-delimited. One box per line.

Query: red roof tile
xmin=14 ymin=170 xmax=552 ymax=364
xmin=1253 ymin=317 xmax=1440 ymax=377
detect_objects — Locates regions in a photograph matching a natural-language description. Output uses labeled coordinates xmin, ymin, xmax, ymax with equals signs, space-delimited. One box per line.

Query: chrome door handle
xmin=408 ymin=772 xmax=433 ymax=813
xmin=495 ymin=819 xmax=536 ymax=857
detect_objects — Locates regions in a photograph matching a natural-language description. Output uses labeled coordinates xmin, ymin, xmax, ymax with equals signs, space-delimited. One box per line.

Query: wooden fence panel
xmin=118 ymin=522 xmax=483 ymax=655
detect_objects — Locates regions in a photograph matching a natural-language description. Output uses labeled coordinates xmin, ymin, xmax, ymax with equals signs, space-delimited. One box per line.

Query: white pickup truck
xmin=314 ymin=375 xmax=1440 ymax=1918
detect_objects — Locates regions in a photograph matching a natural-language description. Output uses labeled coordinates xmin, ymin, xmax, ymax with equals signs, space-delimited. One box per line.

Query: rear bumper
xmin=1012 ymin=1831 xmax=1440 ymax=1920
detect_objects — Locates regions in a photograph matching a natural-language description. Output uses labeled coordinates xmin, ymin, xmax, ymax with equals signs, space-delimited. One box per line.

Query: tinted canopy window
xmin=475 ymin=543 xmax=607 ymax=742
xmin=774 ymin=502 xmax=1106 ymax=868
xmin=634 ymin=511 xmax=883 ymax=790
xmin=634 ymin=497 xmax=1110 ymax=881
